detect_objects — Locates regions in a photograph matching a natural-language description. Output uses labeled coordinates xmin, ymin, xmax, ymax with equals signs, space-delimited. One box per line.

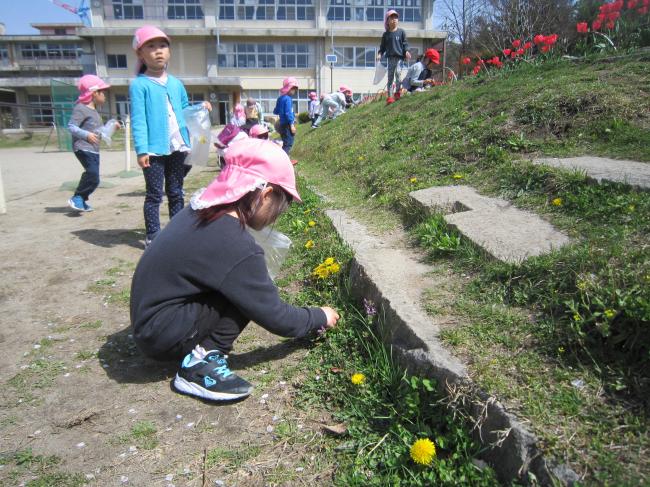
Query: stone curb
xmin=325 ymin=208 xmax=579 ymax=486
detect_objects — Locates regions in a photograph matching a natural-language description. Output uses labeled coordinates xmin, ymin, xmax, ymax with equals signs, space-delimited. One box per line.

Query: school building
xmin=0 ymin=0 xmax=447 ymax=127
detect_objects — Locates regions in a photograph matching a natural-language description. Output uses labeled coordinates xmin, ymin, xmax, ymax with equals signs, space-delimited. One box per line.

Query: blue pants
xmin=73 ymin=150 xmax=100 ymax=201
xmin=143 ymin=151 xmax=187 ymax=240
xmin=279 ymin=123 xmax=294 ymax=155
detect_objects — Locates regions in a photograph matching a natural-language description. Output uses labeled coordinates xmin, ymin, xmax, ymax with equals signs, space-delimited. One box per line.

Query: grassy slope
xmin=293 ymin=52 xmax=650 ymax=484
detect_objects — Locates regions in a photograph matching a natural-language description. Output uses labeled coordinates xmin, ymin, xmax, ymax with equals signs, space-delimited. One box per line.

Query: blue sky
xmin=0 ymin=0 xmax=82 ymax=34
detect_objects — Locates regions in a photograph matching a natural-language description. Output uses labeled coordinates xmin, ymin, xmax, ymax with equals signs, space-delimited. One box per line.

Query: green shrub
xmin=297 ymin=111 xmax=311 ymax=124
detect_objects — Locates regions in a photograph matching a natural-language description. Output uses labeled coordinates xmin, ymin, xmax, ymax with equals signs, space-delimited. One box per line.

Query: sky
xmin=0 ymin=0 xmax=83 ymax=35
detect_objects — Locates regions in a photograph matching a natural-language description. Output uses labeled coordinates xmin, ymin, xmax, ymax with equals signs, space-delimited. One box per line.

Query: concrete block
xmin=534 ymin=156 xmax=650 ymax=190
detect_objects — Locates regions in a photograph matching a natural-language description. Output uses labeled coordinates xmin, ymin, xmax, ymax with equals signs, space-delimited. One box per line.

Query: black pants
xmin=153 ymin=295 xmax=249 ymax=362
xmin=73 ymin=150 xmax=100 ymax=200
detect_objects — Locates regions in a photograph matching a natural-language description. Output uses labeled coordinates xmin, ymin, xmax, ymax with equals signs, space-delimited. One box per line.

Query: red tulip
xmin=524 ymin=42 xmax=532 ymax=49
xmin=534 ymin=34 xmax=546 ymax=44
xmin=541 ymin=45 xmax=551 ymax=53
xmin=605 ymin=19 xmax=616 ymax=28
xmin=512 ymin=39 xmax=522 ymax=48
xmin=607 ymin=11 xmax=620 ymax=20
xmin=491 ymin=56 xmax=500 ymax=64
xmin=510 ymin=51 xmax=517 ymax=58
xmin=472 ymin=65 xmax=481 ymax=75
xmin=516 ymin=48 xmax=525 ymax=55
xmin=576 ymin=22 xmax=589 ymax=33
xmin=639 ymin=5 xmax=649 ymax=12
xmin=597 ymin=12 xmax=606 ymax=21
xmin=627 ymin=0 xmax=638 ymax=7
xmin=592 ymin=19 xmax=602 ymax=30
xmin=461 ymin=57 xmax=471 ymax=65
xmin=544 ymin=34 xmax=558 ymax=45
xmin=503 ymin=48 xmax=512 ymax=56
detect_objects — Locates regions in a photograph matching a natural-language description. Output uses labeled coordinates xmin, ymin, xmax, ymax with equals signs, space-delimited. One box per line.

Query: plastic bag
xmin=373 ymin=59 xmax=387 ymax=85
xmin=247 ymin=227 xmax=292 ymax=280
xmin=98 ymin=118 xmax=119 ymax=146
xmin=183 ymin=105 xmax=211 ymax=166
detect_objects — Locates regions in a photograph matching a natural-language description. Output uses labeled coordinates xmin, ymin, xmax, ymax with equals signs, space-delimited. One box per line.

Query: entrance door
xmin=217 ymin=93 xmax=230 ymax=125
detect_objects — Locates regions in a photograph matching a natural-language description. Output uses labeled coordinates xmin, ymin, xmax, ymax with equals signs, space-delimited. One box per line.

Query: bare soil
xmin=0 ymin=156 xmax=333 ymax=486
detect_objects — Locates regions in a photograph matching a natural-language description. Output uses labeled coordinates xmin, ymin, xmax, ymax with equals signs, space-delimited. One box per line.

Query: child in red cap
xmin=67 ymin=74 xmax=112 ymax=212
xmin=130 ymin=138 xmax=340 ymax=402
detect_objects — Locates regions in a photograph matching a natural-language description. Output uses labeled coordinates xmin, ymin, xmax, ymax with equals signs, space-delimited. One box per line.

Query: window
xmin=281 ymin=44 xmax=309 ymax=68
xmin=188 ymin=93 xmax=205 ymax=103
xmin=168 ymin=0 xmax=204 ymax=19
xmin=115 ymin=94 xmax=129 ymax=120
xmin=112 ymin=0 xmax=144 ymax=19
xmin=333 ymin=46 xmax=376 ymax=68
xmin=218 ymin=43 xmax=311 ymax=68
xmin=0 ymin=45 xmax=9 ymax=66
xmin=54 ymin=28 xmax=67 ymax=35
xmin=221 ymin=0 xmax=313 ymax=20
xmin=28 ymin=94 xmax=53 ymax=125
xmin=327 ymin=0 xmax=420 ymax=22
xmin=20 ymin=43 xmax=79 ymax=60
xmin=243 ymin=89 xmax=311 ymax=115
xmin=107 ymin=54 xmax=128 ymax=69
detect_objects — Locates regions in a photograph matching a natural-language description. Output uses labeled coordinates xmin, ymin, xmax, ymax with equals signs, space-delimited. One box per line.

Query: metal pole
xmin=330 ymin=21 xmax=334 ymax=93
xmin=0 ymin=167 xmax=6 ymax=214
xmin=124 ymin=116 xmax=131 ymax=172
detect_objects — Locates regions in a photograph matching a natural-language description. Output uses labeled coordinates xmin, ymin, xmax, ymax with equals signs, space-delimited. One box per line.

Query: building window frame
xmin=167 ymin=0 xmax=204 ymax=19
xmin=107 ymin=54 xmax=128 ymax=69
xmin=327 ymin=0 xmax=421 ymax=22
xmin=27 ymin=94 xmax=54 ymax=125
xmin=220 ymin=0 xmax=314 ymax=20
xmin=218 ymin=42 xmax=311 ymax=69
xmin=19 ymin=43 xmax=79 ymax=60
xmin=112 ymin=0 xmax=144 ymax=20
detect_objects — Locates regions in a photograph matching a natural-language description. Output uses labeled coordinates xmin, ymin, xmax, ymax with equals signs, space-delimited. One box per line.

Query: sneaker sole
xmin=173 ymin=375 xmax=252 ymax=401
xmin=67 ymin=199 xmax=84 ymax=212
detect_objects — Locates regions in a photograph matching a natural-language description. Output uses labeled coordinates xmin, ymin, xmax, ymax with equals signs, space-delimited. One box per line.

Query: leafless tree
xmin=438 ymin=0 xmax=489 ymax=61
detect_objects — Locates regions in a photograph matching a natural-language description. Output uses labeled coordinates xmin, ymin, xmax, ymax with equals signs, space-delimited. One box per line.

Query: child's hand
xmin=202 ymin=101 xmax=213 ymax=112
xmin=405 ymin=51 xmax=412 ymax=60
xmin=138 ymin=154 xmax=150 ymax=168
xmin=87 ymin=133 xmax=99 ymax=145
xmin=290 ymin=124 xmax=296 ymax=135
xmin=321 ymin=306 xmax=340 ymax=329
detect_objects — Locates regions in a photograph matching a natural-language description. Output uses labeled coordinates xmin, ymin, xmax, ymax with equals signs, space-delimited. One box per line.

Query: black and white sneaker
xmin=173 ymin=346 xmax=252 ymax=401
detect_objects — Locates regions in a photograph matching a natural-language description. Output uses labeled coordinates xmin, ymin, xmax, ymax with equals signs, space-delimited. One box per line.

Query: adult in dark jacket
xmin=130 ymin=138 xmax=339 ymax=402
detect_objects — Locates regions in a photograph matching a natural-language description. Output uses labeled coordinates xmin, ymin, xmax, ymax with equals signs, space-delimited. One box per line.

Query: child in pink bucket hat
xmin=307 ymin=91 xmax=319 ymax=126
xmin=67 ymin=74 xmax=112 ymax=212
xmin=273 ymin=77 xmax=299 ymax=154
xmin=377 ymin=9 xmax=411 ymax=103
xmin=130 ymin=138 xmax=340 ymax=403
xmin=129 ymin=25 xmax=212 ymax=247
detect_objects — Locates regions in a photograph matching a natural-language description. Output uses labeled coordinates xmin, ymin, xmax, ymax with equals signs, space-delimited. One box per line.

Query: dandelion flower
xmin=558 ymin=346 xmax=565 ymax=354
xmin=410 ymin=438 xmax=436 ymax=465
xmin=308 ymin=220 xmax=316 ymax=227
xmin=552 ymin=198 xmax=562 ymax=206
xmin=328 ymin=262 xmax=341 ymax=274
xmin=453 ymin=173 xmax=463 ymax=180
xmin=573 ymin=313 xmax=581 ymax=322
xmin=323 ymin=257 xmax=335 ymax=265
xmin=410 ymin=177 xmax=418 ymax=183
xmin=604 ymin=309 xmax=616 ymax=319
xmin=305 ymin=240 xmax=314 ymax=249
xmin=351 ymin=373 xmax=366 ymax=385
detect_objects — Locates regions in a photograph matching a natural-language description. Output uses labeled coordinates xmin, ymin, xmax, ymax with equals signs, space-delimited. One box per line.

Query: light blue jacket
xmin=129 ymin=73 xmax=190 ymax=156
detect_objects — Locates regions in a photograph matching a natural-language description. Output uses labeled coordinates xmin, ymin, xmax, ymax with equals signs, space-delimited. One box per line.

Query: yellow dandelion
xmin=573 ymin=313 xmax=581 ymax=322
xmin=453 ymin=173 xmax=463 ymax=180
xmin=552 ymin=198 xmax=563 ymax=206
xmin=305 ymin=240 xmax=314 ymax=249
xmin=410 ymin=438 xmax=436 ymax=466
xmin=604 ymin=309 xmax=616 ymax=319
xmin=351 ymin=373 xmax=366 ymax=385
xmin=323 ymin=257 xmax=335 ymax=265
xmin=308 ymin=220 xmax=316 ymax=227
xmin=313 ymin=267 xmax=329 ymax=279
xmin=558 ymin=346 xmax=565 ymax=354
xmin=410 ymin=177 xmax=418 ymax=183
xmin=328 ymin=262 xmax=341 ymax=274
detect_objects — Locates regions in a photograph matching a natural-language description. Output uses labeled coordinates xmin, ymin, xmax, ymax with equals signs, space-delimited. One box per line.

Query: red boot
xmin=386 ymin=97 xmax=395 ymax=105
xmin=394 ymin=90 xmax=401 ymax=100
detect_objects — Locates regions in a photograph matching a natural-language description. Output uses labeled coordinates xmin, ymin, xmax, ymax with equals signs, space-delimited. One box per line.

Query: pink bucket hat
xmin=384 ymin=9 xmax=399 ymax=30
xmin=76 ymin=74 xmax=110 ymax=104
xmin=339 ymin=84 xmax=352 ymax=95
xmin=280 ymin=77 xmax=299 ymax=95
xmin=132 ymin=25 xmax=170 ymax=73
xmin=249 ymin=124 xmax=269 ymax=138
xmin=308 ymin=91 xmax=317 ymax=100
xmin=190 ymin=138 xmax=301 ymax=210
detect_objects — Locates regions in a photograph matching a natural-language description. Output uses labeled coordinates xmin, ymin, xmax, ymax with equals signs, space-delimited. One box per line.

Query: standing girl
xmin=377 ymin=9 xmax=410 ymax=104
xmin=67 ymin=74 xmax=112 ymax=212
xmin=130 ymin=138 xmax=340 ymax=401
xmin=307 ymin=91 xmax=319 ymax=126
xmin=273 ymin=77 xmax=298 ymax=155
xmin=129 ymin=25 xmax=210 ymax=247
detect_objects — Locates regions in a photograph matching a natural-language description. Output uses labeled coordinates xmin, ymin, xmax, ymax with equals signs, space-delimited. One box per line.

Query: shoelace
xmin=212 ymin=358 xmax=233 ymax=378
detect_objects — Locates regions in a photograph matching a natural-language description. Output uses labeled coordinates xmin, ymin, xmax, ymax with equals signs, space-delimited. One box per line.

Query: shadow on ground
xmin=117 ymin=191 xmax=146 ymax=197
xmin=72 ymin=228 xmax=143 ymax=249
xmin=44 ymin=206 xmax=83 ymax=216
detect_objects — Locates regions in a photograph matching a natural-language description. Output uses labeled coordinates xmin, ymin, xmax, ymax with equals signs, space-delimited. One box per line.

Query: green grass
xmin=7 ymin=359 xmax=66 ymax=404
xmin=0 ymin=449 xmax=86 ymax=487
xmin=292 ymin=51 xmax=650 ymax=484
xmin=205 ymin=444 xmax=262 ymax=473
xmin=114 ymin=421 xmax=159 ymax=450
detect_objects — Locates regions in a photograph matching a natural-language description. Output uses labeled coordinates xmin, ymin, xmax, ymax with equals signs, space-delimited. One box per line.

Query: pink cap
xmin=76 ymin=74 xmax=110 ymax=104
xmin=280 ymin=77 xmax=299 ymax=95
xmin=233 ymin=103 xmax=245 ymax=119
xmin=249 ymin=124 xmax=269 ymax=138
xmin=339 ymin=84 xmax=352 ymax=95
xmin=308 ymin=91 xmax=317 ymax=100
xmin=190 ymin=138 xmax=301 ymax=210
xmin=132 ymin=25 xmax=170 ymax=50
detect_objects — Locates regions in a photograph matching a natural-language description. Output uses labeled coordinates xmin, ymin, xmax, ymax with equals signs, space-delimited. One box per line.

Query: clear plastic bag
xmin=247 ymin=227 xmax=292 ymax=280
xmin=98 ymin=118 xmax=119 ymax=146
xmin=183 ymin=105 xmax=211 ymax=166
xmin=373 ymin=59 xmax=387 ymax=85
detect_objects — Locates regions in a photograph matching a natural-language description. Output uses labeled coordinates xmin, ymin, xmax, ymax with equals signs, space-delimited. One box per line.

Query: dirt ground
xmin=0 ymin=148 xmax=333 ymax=486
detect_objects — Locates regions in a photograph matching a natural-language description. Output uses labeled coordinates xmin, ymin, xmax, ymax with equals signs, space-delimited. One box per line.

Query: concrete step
xmin=410 ymin=186 xmax=570 ymax=263
xmin=325 ymin=208 xmax=577 ymax=485
xmin=533 ymin=156 xmax=650 ymax=190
